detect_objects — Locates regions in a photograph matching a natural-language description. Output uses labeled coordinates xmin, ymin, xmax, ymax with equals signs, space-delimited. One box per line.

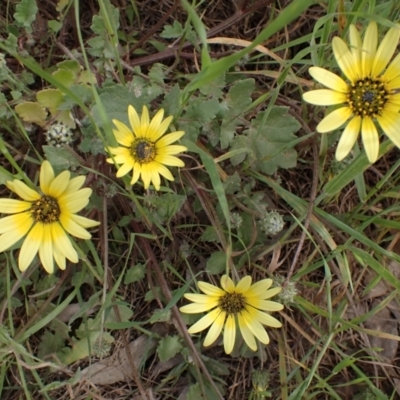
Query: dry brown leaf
xmin=365 ymin=300 xmax=399 ymax=363
xmin=81 ymin=334 xmax=158 ymax=385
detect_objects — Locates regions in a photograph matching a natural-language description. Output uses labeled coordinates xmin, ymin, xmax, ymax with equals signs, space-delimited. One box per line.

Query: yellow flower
xmin=106 ymin=105 xmax=187 ymax=190
xmin=180 ymin=275 xmax=283 ymax=354
xmin=303 ymin=22 xmax=400 ymax=163
xmin=0 ymin=161 xmax=99 ymax=273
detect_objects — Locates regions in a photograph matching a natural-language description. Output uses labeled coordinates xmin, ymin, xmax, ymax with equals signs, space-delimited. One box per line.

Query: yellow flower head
xmin=303 ymin=22 xmax=400 ymax=163
xmin=0 ymin=161 xmax=99 ymax=273
xmin=180 ymin=275 xmax=283 ymax=355
xmin=106 ymin=105 xmax=187 ymax=190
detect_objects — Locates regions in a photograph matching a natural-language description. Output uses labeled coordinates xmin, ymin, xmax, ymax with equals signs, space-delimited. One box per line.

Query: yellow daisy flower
xmin=180 ymin=275 xmax=283 ymax=354
xmin=303 ymin=22 xmax=400 ymax=163
xmin=106 ymin=105 xmax=187 ymax=190
xmin=0 ymin=161 xmax=99 ymax=273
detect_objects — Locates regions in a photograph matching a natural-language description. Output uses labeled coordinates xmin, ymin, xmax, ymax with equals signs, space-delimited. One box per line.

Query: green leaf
xmin=124 ymin=263 xmax=146 ymax=284
xmin=52 ymin=69 xmax=75 ymax=88
xmin=14 ymin=0 xmax=38 ymax=28
xmin=93 ymin=82 xmax=162 ymax=129
xmin=91 ymin=6 xmax=120 ymax=35
xmin=179 ymin=98 xmax=220 ymax=141
xmin=220 ymin=79 xmax=254 ymax=149
xmin=56 ymin=0 xmax=69 ymax=12
xmin=38 ymin=330 xmax=65 ymax=359
xmin=148 ymin=63 xmax=165 ymax=85
xmin=206 ymin=251 xmax=226 ymax=274
xmin=160 ymin=21 xmax=184 ymax=39
xmin=57 ymin=331 xmax=114 ymax=365
xmin=223 ymin=172 xmax=241 ymax=195
xmin=10 ymin=91 xmax=22 ymax=100
xmin=199 ymin=74 xmax=225 ymax=98
xmin=161 ymin=84 xmax=181 ymax=116
xmin=231 ymin=106 xmax=300 ymax=174
xmin=42 ymin=146 xmax=82 ymax=169
xmin=37 ymin=88 xmax=63 ymax=114
xmin=0 ymin=166 xmax=16 ymax=185
xmin=48 ymin=20 xmax=62 ymax=33
xmin=15 ymin=101 xmax=47 ymax=126
xmin=201 ymin=226 xmax=220 ymax=243
xmin=145 ymin=193 xmax=187 ymax=223
xmin=57 ymin=60 xmax=81 ymax=76
xmin=157 ymin=335 xmax=182 ymax=362
xmin=149 ymin=309 xmax=172 ymax=323
xmin=105 ymin=303 xmax=134 ymax=324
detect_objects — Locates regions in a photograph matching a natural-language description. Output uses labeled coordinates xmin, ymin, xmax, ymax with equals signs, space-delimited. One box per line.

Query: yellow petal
xmin=154 ymin=155 xmax=185 ymax=167
xmin=361 ymin=22 xmax=377 ymax=77
xmin=246 ymin=298 xmax=284 ymax=311
xmin=377 ymin=111 xmax=400 ymax=148
xmin=382 ymin=52 xmax=400 ymax=82
xmin=187 ymin=307 xmax=221 ymax=334
xmin=150 ymin=115 xmax=174 ymax=142
xmin=252 ymin=309 xmax=282 ymax=328
xmin=130 ymin=166 xmax=141 ymax=185
xmin=335 ymin=116 xmax=361 ymax=161
xmin=242 ymin=309 xmax=270 ymax=344
xmin=157 ymin=145 xmax=188 ymax=155
xmin=235 ymin=275 xmax=252 ymax=293
xmin=107 ymin=146 xmax=132 ymax=156
xmin=316 ymin=107 xmax=353 ymax=133
xmin=48 ymin=170 xmax=70 ymax=197
xmin=53 ymin=247 xmax=66 ymax=270
xmin=140 ymin=163 xmax=151 ymax=189
xmin=0 ymin=214 xmax=33 ymax=253
xmin=128 ymin=105 xmax=141 ymax=135
xmin=0 ymin=212 xmax=33 ymax=235
xmin=246 ymin=279 xmax=273 ymax=297
xmin=18 ymin=222 xmax=43 ymax=271
xmin=150 ymin=169 xmax=161 ymax=191
xmin=116 ymin=161 xmax=134 ymax=178
xmin=349 ymin=25 xmax=362 ymax=77
xmin=0 ymin=199 xmax=32 ymax=214
xmin=203 ymin=310 xmax=226 ymax=347
xmin=332 ymin=37 xmax=358 ymax=82
xmin=38 ymin=225 xmax=54 ymax=274
xmin=372 ymin=24 xmax=400 ymax=77
xmin=155 ymin=163 xmax=174 ymax=181
xmin=184 ymin=293 xmax=219 ymax=303
xmin=59 ymin=189 xmax=91 ymax=214
xmin=51 ymin=222 xmax=78 ymax=263
xmin=220 ymin=275 xmax=235 ymax=293
xmin=140 ymin=106 xmax=150 ymax=137
xmin=179 ymin=301 xmax=219 ymax=313
xmin=238 ymin=312 xmax=257 ymax=351
xmin=361 ymin=116 xmax=379 ymax=163
xmin=308 ymin=67 xmax=348 ymax=93
xmin=198 ymin=281 xmax=225 ymax=296
xmin=8 ymin=180 xmax=40 ymax=202
xmin=59 ymin=213 xmax=92 ymax=239
xmin=40 ymin=161 xmax=55 ymax=195
xmin=303 ymin=89 xmax=347 ymax=106
xmin=223 ymin=314 xmax=236 ymax=354
xmin=147 ymin=108 xmax=166 ymax=141
xmin=112 ymin=120 xmax=135 ymax=145
xmin=69 ymin=214 xmax=99 ymax=229
xmin=64 ymin=176 xmax=86 ymax=194
xmin=156 ymin=131 xmax=185 ymax=147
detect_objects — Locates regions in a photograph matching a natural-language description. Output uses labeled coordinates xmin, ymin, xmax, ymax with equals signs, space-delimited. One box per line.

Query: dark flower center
xmin=347 ymin=78 xmax=389 ymax=118
xmin=131 ymin=139 xmax=156 ymax=163
xmin=31 ymin=195 xmax=60 ymax=223
xmin=219 ymin=292 xmax=246 ymax=314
